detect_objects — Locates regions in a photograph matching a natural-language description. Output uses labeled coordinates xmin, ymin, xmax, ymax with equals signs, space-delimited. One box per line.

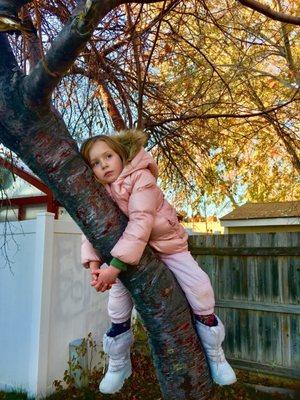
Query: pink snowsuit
xmin=81 ymin=148 xmax=215 ymax=322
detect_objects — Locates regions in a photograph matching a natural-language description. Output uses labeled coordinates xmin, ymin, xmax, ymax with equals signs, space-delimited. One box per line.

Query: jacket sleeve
xmin=81 ymin=234 xmax=102 ymax=268
xmin=110 ymin=170 xmax=159 ymax=265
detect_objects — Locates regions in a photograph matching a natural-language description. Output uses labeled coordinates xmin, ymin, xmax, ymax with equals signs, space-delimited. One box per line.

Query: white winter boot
xmin=196 ymin=316 xmax=237 ymax=386
xmin=99 ymin=329 xmax=134 ymax=394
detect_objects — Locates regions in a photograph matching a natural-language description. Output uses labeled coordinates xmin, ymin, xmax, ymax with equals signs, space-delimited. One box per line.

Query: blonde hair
xmin=80 ymin=129 xmax=147 ymax=167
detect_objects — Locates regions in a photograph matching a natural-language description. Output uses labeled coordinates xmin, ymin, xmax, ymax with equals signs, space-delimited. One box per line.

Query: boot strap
xmin=108 ymin=353 xmax=130 ymax=372
xmin=206 ymin=347 xmax=226 ymax=363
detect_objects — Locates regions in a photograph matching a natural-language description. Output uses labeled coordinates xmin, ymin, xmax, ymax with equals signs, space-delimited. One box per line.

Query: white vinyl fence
xmin=0 ymin=212 xmax=110 ymax=398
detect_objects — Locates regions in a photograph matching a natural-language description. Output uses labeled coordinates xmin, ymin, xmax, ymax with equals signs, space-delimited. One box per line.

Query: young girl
xmin=80 ymin=130 xmax=236 ymax=394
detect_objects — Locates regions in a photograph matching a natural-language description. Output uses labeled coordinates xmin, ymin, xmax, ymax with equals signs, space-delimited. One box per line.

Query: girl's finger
xmin=100 ymin=284 xmax=109 ymax=292
xmin=94 ymin=280 xmax=104 ymax=291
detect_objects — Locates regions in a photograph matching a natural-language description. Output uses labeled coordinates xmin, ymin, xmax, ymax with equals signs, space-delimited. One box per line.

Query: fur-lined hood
xmin=114 ymin=130 xmax=158 ymax=180
xmin=114 ymin=129 xmax=147 ymax=163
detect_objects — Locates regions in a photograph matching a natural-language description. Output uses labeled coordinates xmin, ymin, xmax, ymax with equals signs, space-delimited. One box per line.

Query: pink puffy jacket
xmin=81 ymin=148 xmax=188 ymax=267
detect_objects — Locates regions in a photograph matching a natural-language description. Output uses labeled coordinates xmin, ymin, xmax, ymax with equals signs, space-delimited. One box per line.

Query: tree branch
xmin=237 ymin=0 xmax=300 ymax=26
xmin=21 ymin=6 xmax=42 ymax=71
xmin=23 ymin=0 xmax=166 ymax=105
xmin=125 ymin=4 xmax=144 ymax=128
xmin=276 ymin=0 xmax=300 ymax=86
xmin=146 ymin=95 xmax=300 ymax=127
xmin=102 ymin=0 xmax=179 ymax=58
xmin=71 ymin=59 xmax=133 ymax=128
xmin=23 ymin=0 xmax=124 ymax=105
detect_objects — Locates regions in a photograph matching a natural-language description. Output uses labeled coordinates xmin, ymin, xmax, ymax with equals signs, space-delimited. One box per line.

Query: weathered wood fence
xmin=189 ymin=232 xmax=300 ymax=379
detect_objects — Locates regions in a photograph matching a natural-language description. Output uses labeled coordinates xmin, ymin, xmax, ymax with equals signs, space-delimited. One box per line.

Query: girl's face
xmin=89 ymin=140 xmax=123 ymax=184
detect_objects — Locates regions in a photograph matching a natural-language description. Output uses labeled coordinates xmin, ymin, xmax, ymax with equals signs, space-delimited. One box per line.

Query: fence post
xmin=69 ymin=338 xmax=89 ymax=388
xmin=28 ymin=212 xmax=55 ymax=397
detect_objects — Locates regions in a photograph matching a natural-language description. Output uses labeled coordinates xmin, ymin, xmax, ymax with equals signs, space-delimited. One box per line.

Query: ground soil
xmin=1 ymin=325 xmax=299 ymax=400
xmin=1 ymin=355 xmax=299 ymax=400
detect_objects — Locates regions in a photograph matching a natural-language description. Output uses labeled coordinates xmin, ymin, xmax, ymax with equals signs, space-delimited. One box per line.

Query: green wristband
xmin=110 ymin=257 xmax=128 ymax=271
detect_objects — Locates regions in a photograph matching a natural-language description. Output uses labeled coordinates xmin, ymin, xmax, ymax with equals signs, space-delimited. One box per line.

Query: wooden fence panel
xmin=189 ymin=232 xmax=300 ymax=379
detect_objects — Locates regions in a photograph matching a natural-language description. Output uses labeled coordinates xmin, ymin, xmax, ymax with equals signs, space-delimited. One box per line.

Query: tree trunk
xmin=0 ymin=2 xmax=212 ymax=397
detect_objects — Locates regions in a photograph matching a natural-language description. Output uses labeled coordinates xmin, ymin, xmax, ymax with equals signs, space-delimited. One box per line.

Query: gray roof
xmin=220 ymin=201 xmax=300 ymax=220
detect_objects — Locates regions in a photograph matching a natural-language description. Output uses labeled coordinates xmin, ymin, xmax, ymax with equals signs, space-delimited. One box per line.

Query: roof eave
xmin=220 ymin=217 xmax=300 ymax=227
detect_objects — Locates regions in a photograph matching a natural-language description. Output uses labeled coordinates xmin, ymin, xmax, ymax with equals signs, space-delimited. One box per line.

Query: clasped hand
xmin=90 ymin=263 xmax=120 ymax=292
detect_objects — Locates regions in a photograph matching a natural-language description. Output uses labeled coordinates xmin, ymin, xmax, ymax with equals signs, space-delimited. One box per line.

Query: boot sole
xmin=213 ymin=377 xmax=237 ymax=386
xmin=99 ymin=367 xmax=132 ymax=394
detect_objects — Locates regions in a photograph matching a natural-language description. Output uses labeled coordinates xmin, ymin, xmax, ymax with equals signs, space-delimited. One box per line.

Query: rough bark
xmin=0 ymin=1 xmax=212 ymax=398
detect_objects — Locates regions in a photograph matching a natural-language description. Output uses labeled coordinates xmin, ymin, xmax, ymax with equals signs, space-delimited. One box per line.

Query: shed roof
xmin=220 ymin=201 xmax=300 ymax=221
xmin=0 ymin=151 xmax=60 ymax=220
xmin=0 ymin=149 xmax=47 ymax=196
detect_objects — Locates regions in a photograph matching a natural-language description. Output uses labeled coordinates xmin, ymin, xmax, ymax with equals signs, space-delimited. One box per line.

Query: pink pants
xmin=108 ymin=251 xmax=215 ymax=324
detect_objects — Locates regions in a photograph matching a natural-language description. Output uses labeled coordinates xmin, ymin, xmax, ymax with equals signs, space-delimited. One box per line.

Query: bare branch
xmin=125 ymin=3 xmax=144 ymax=128
xmin=102 ymin=0 xmax=180 ymax=58
xmin=96 ymin=81 xmax=127 ymax=130
xmin=139 ymin=1 xmax=167 ymax=128
xmin=237 ymin=0 xmax=300 ymax=26
xmin=20 ymin=6 xmax=42 ymax=70
xmin=23 ymin=0 xmax=124 ymax=105
xmin=146 ymin=95 xmax=300 ymax=127
xmin=276 ymin=0 xmax=300 ymax=86
xmin=23 ymin=0 xmax=169 ymax=106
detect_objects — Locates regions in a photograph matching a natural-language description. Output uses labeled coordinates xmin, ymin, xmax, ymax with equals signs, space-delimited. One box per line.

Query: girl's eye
xmin=106 ymin=154 xmax=112 ymax=159
xmin=93 ymin=161 xmax=100 ymax=167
